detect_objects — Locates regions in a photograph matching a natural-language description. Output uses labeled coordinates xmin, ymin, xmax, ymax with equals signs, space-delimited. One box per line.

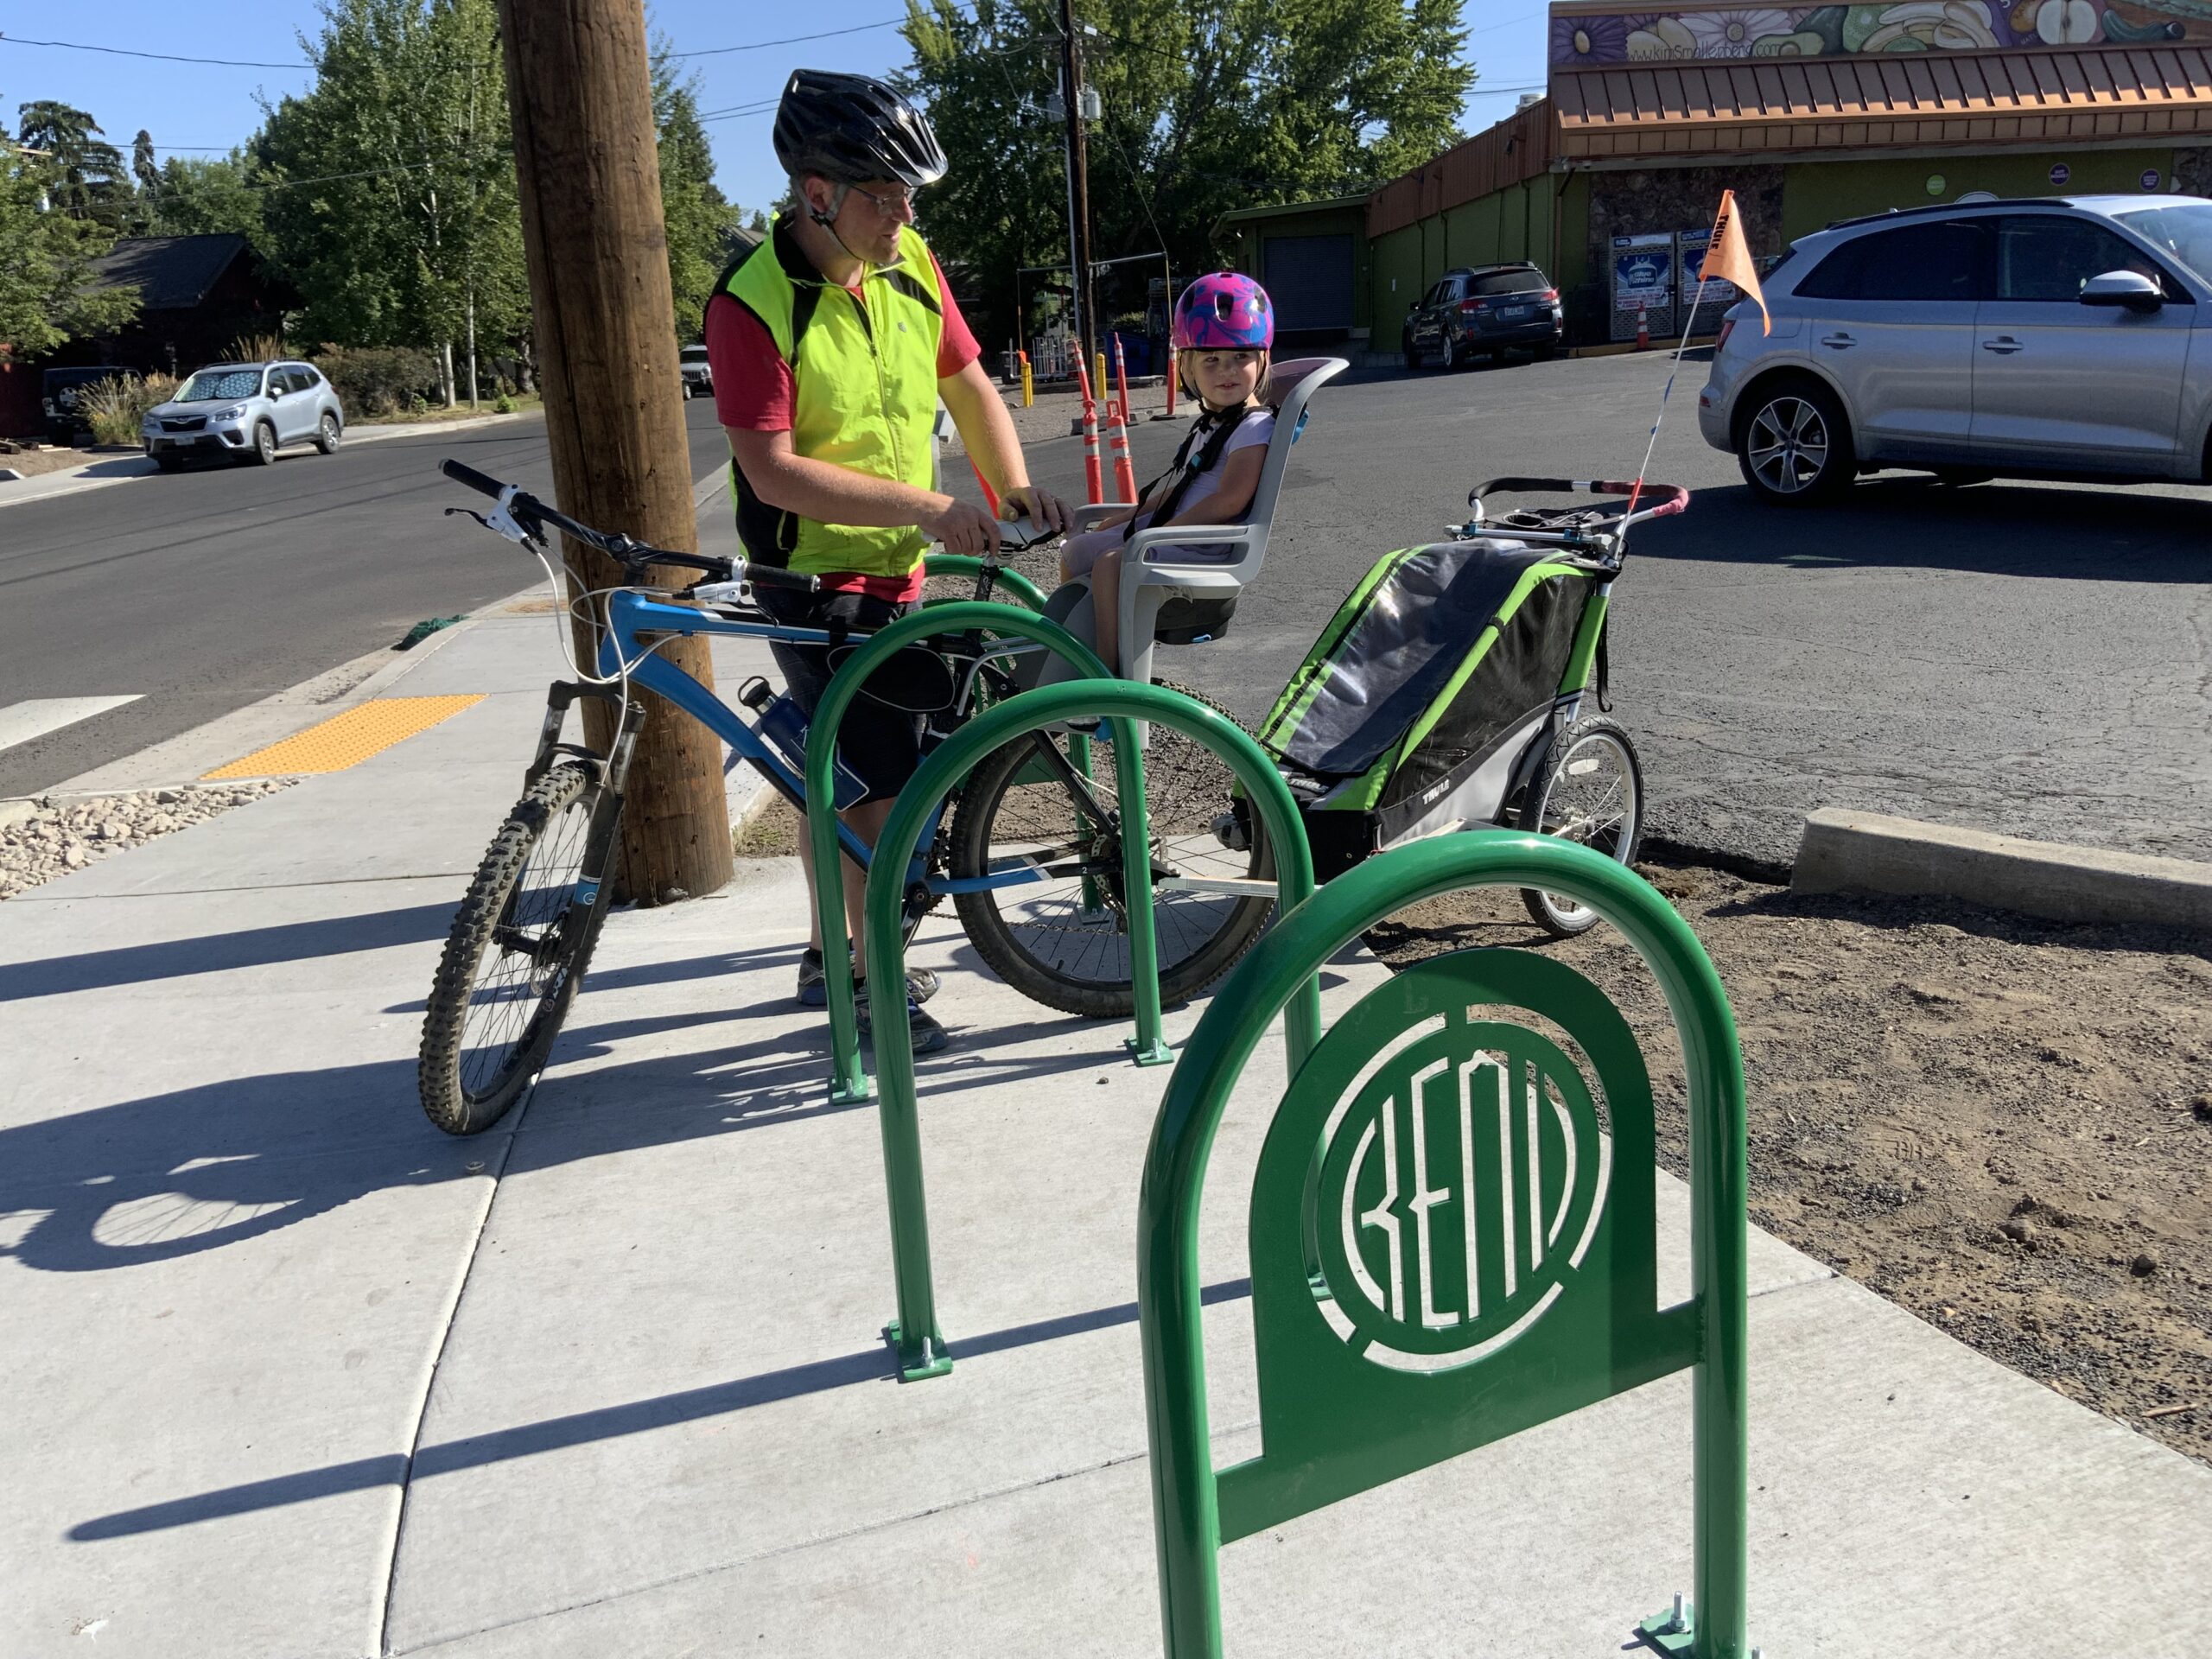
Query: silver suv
xmin=1698 ymin=195 xmax=2212 ymax=505
xmin=142 ymin=359 xmax=346 ymax=471
xmin=679 ymin=343 xmax=713 ymax=399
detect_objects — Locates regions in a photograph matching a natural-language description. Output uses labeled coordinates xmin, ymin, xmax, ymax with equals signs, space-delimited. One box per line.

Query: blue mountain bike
xmin=416 ymin=461 xmax=1273 ymax=1135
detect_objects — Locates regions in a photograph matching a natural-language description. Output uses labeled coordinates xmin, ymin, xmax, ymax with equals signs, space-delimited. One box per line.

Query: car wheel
xmin=1736 ymin=380 xmax=1853 ymax=505
xmin=315 ymin=413 xmax=341 ymax=455
xmin=1440 ymin=333 xmax=1459 ymax=372
xmin=250 ymin=421 xmax=278 ymax=467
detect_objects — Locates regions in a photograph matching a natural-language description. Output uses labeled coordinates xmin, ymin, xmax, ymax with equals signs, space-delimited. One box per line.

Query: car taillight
xmin=1459 ymin=298 xmax=1489 ymax=314
xmin=1716 ymin=318 xmax=1738 ymax=353
xmin=1539 ymin=288 xmax=1559 ymax=302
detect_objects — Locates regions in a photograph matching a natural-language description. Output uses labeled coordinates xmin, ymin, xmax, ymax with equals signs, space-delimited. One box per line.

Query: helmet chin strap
xmin=808 ymin=184 xmax=881 ymax=270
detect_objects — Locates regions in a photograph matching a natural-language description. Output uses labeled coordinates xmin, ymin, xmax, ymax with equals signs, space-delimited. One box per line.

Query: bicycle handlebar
xmin=1471 ymin=476 xmax=1692 ymax=518
xmin=440 ymin=458 xmax=818 ymax=594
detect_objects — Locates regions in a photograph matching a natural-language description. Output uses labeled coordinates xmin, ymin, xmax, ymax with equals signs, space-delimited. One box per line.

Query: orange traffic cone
xmin=1637 ymin=303 xmax=1650 ymax=350
xmin=1108 ymin=339 xmax=1139 ymax=503
xmin=1074 ymin=353 xmax=1104 ymax=505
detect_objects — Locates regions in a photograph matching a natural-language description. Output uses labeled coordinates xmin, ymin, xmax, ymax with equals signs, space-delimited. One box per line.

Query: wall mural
xmin=1550 ymin=3 xmax=2212 ymax=67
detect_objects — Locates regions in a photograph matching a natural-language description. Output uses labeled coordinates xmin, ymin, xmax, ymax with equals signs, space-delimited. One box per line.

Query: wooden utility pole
xmin=495 ymin=0 xmax=733 ymax=905
xmin=1058 ymin=0 xmax=1098 ymax=378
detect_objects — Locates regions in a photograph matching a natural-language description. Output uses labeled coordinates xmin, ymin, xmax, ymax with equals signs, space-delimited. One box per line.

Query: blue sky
xmin=0 ymin=1 xmax=1553 ymax=213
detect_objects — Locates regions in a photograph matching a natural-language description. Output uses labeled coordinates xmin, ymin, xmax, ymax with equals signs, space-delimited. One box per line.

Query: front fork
xmin=504 ymin=681 xmax=645 ymax=944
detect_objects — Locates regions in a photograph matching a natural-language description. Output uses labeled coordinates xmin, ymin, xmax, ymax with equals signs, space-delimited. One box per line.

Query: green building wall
xmin=1777 ymin=148 xmax=2182 ymax=240
xmin=1367 ymin=174 xmax=1585 ymax=349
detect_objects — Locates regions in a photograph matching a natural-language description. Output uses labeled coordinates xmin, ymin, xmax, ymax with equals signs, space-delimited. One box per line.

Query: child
xmin=1058 ymin=272 xmax=1276 ymax=672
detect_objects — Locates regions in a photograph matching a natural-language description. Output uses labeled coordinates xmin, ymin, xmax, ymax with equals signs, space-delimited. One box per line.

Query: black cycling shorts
xmin=755 ymin=586 xmax=930 ymax=807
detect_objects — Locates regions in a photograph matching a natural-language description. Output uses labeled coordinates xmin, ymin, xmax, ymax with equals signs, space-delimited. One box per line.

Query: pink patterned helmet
xmin=1173 ymin=272 xmax=1274 ymax=351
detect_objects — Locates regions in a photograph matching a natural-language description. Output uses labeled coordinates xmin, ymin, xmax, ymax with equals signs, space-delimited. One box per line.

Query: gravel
xmin=0 ymin=782 xmax=291 ymax=899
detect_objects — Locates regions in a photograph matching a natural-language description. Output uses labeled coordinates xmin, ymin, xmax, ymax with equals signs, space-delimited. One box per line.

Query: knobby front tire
xmin=418 ymin=762 xmax=620 ymax=1135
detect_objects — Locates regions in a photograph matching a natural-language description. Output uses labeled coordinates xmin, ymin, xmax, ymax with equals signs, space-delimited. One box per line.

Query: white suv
xmin=1698 ymin=195 xmax=2212 ymax=505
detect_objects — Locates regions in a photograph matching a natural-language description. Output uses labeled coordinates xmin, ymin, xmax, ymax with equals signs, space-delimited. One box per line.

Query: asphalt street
xmin=0 ymin=398 xmax=734 ymax=797
xmin=999 ymin=353 xmax=2212 ymax=870
xmin=9 ymin=355 xmax=2210 ymax=869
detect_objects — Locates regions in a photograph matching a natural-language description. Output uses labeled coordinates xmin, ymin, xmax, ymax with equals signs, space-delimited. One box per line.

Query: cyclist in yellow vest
xmin=707 ymin=69 xmax=1069 ymax=1052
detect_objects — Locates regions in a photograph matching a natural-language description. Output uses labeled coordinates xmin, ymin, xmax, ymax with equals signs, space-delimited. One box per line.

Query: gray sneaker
xmin=798 ymin=947 xmax=940 ymax=1008
xmin=854 ymin=976 xmax=949 ymax=1054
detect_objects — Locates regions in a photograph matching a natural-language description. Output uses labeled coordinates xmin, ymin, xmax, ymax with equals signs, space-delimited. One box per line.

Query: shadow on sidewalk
xmin=1 ymin=902 xmax=458 ymax=1002
xmin=1 ymin=998 xmax=1152 ymax=1273
xmin=67 ymin=1278 xmax=1253 ymax=1541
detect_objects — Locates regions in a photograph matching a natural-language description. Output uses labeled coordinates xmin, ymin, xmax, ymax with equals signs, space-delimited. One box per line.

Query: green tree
xmin=900 ymin=0 xmax=1471 ymax=344
xmin=16 ymin=99 xmax=130 ymax=226
xmin=0 ymin=97 xmax=139 ymax=356
xmin=652 ymin=50 xmax=739 ymax=342
xmin=255 ymin=0 xmax=526 ymax=402
xmin=146 ymin=153 xmax=267 ymax=240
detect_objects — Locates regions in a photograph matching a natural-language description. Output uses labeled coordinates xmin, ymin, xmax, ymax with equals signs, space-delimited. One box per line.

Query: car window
xmin=176 ymin=368 xmax=265 ymax=403
xmin=1796 ymin=220 xmax=1986 ymax=303
xmin=2114 ymin=203 xmax=2212 ymax=289
xmin=1469 ymin=269 xmax=1546 ymax=296
xmin=1996 ymin=214 xmax=2185 ymax=302
xmin=680 ymin=345 xmax=709 ymax=362
xmin=271 ymin=367 xmax=300 ymax=394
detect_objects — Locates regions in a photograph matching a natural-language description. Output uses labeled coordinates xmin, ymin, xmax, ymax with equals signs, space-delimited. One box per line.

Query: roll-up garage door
xmin=1262 ymin=233 xmax=1354 ymax=332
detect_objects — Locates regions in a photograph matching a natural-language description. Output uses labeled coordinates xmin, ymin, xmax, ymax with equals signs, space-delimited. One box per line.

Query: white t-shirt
xmin=1135 ymin=406 xmax=1274 ymax=563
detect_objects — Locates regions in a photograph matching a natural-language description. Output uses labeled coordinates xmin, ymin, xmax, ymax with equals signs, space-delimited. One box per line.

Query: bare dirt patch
xmin=1366 ymin=867 xmax=2212 ymax=1468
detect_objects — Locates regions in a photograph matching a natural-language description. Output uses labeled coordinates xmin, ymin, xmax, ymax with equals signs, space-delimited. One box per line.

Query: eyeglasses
xmin=846 ymin=182 xmax=918 ymax=219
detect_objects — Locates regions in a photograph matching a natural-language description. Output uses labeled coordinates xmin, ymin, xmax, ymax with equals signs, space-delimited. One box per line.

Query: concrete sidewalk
xmin=3 ymin=609 xmax=2210 ymax=1656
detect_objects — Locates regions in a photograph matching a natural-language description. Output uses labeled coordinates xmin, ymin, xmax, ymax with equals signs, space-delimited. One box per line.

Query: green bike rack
xmin=804 ymin=602 xmax=1118 ymax=1109
xmin=864 ymin=679 xmax=1320 ymax=1382
xmin=1137 ymin=830 xmax=1751 ymax=1657
xmin=921 ymin=551 xmax=1051 ymax=613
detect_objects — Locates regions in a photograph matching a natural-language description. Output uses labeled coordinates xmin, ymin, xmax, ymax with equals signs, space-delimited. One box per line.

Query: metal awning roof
xmin=1554 ymin=44 xmax=2212 ymax=159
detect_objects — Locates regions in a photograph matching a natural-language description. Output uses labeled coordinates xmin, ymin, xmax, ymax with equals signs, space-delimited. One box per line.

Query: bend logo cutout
xmin=1314 ymin=1003 xmax=1611 ymax=1373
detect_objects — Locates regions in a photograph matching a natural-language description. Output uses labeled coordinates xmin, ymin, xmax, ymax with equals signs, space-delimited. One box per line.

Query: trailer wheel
xmin=1516 ymin=715 xmax=1643 ymax=938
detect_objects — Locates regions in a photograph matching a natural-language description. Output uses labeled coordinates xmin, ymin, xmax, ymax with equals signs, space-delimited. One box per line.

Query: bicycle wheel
xmin=419 ymin=762 xmax=620 ymax=1134
xmin=948 ymin=679 xmax=1274 ymax=1017
xmin=1516 ymin=715 xmax=1643 ymax=938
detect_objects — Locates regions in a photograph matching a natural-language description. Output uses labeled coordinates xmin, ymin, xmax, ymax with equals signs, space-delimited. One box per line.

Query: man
xmin=706 ymin=68 xmax=1070 ymax=1053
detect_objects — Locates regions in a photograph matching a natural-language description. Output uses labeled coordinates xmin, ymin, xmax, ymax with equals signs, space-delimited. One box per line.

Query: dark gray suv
xmin=1402 ymin=264 xmax=1565 ymax=371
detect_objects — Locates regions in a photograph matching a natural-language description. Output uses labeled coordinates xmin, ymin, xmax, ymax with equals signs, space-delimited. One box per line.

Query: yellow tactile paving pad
xmin=202 ymin=695 xmax=486 ymax=779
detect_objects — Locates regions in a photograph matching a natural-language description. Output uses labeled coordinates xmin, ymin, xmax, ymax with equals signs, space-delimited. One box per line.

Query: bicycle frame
xmin=588 ymin=588 xmax=1082 ymax=905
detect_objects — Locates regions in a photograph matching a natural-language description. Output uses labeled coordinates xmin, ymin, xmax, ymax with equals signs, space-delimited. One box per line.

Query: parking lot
xmin=1015 ymin=349 xmax=2212 ymax=870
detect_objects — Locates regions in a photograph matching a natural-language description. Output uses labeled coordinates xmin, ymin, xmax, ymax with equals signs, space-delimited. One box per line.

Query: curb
xmin=0 ymin=410 xmax=543 ymax=513
xmin=1791 ymin=807 xmax=2212 ymax=930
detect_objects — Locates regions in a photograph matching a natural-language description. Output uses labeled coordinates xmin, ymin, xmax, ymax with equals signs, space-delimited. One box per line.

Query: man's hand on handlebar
xmin=999 ymin=484 xmax=1070 ymax=537
xmin=927 ymin=496 xmax=1006 ymax=556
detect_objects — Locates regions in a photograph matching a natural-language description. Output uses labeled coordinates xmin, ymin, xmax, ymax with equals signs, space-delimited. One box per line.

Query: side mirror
xmin=2081 ymin=270 xmax=2164 ymax=313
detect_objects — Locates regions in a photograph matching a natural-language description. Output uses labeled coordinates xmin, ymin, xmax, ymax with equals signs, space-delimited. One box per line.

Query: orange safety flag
xmin=1701 ymin=188 xmax=1770 ymax=336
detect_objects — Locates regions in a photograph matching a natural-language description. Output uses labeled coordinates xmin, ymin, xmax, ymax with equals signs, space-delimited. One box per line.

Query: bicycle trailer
xmin=1250 ymin=479 xmax=1688 ymax=906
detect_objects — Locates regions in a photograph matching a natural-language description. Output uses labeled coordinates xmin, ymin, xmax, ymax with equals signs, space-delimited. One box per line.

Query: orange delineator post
xmin=1108 ymin=338 xmax=1140 ymax=503
xmin=1164 ymin=345 xmax=1179 ymax=419
xmin=1075 ymin=353 xmax=1104 ymax=505
xmin=968 ymin=454 xmax=1001 ymax=517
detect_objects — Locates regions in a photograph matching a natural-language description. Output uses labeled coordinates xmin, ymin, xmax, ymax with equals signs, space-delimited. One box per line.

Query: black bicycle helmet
xmin=773 ymin=69 xmax=947 ymax=189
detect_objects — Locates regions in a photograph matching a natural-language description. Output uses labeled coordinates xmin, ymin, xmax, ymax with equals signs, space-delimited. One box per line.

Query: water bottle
xmin=742 ymin=681 xmax=868 ymax=810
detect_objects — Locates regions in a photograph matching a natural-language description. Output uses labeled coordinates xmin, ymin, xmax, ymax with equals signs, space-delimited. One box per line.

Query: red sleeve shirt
xmin=707 ymin=248 xmax=981 ymax=433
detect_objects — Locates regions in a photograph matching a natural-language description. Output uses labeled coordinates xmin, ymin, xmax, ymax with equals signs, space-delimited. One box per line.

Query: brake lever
xmin=442 ymin=486 xmax=537 ymax=548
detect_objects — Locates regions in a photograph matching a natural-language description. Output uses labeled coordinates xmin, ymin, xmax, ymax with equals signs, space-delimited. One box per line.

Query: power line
xmin=0 ymin=34 xmax=307 ymax=69
xmin=666 ymin=20 xmax=906 ymax=60
xmin=0 ymin=17 xmax=919 ymax=72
